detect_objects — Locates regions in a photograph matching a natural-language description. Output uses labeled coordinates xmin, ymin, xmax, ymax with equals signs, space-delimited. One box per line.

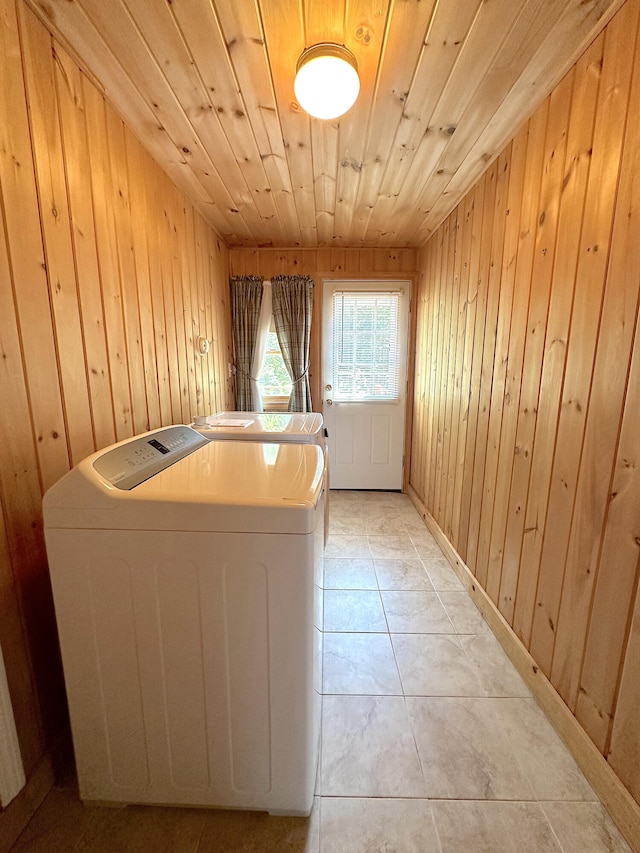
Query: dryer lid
xmin=195 ymin=411 xmax=323 ymax=442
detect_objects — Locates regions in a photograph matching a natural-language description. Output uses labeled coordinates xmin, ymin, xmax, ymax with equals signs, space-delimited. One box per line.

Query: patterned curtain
xmin=230 ymin=275 xmax=264 ymax=411
xmin=271 ymin=275 xmax=314 ymax=412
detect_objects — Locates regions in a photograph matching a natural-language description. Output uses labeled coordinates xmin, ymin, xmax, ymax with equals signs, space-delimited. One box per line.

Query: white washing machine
xmin=43 ymin=426 xmax=324 ymax=816
xmin=191 ymin=412 xmax=329 ymax=543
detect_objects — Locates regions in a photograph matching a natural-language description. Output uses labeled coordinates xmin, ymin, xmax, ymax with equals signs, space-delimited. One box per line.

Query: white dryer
xmin=192 ymin=411 xmax=325 ymax=448
xmin=191 ymin=412 xmax=329 ymax=543
xmin=43 ymin=426 xmax=324 ymax=816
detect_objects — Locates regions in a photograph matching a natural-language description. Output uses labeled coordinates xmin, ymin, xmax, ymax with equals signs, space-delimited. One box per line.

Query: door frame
xmin=317 ymin=274 xmax=417 ymax=491
xmin=0 ymin=640 xmax=25 ymax=807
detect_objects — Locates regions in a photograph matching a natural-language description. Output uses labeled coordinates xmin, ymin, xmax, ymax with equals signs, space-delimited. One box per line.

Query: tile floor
xmin=9 ymin=491 xmax=632 ymax=852
xmin=317 ymin=491 xmax=630 ymax=852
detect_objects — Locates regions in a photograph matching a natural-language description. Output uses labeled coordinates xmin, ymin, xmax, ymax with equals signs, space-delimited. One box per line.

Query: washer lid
xmin=44 ymin=428 xmax=324 ymax=534
xmin=194 ymin=411 xmax=323 ymax=442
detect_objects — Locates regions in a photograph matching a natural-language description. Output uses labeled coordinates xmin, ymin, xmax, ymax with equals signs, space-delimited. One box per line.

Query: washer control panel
xmin=92 ymin=426 xmax=209 ymax=490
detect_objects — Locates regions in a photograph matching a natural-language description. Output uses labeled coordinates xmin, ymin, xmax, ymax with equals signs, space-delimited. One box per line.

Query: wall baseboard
xmin=0 ymin=752 xmax=54 ymax=853
xmin=407 ymin=485 xmax=640 ymax=853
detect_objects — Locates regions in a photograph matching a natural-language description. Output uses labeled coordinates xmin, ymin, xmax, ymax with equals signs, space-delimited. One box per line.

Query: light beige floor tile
xmin=363 ymin=491 xmax=410 ymax=505
xmin=438 ymin=590 xmax=491 ymax=634
xmin=328 ymin=514 xmax=366 ymax=534
xmin=460 ymin=633 xmax=531 ymax=697
xmin=407 ymin=697 xmax=536 ymax=799
xmin=408 ymin=530 xmax=442 ymax=551
xmin=364 ymin=516 xmax=407 ymax=534
xmin=400 ymin=518 xmax=429 ymax=533
xmin=368 ymin=534 xmax=419 ymax=559
xmin=320 ymin=798 xmax=441 ymax=853
xmin=307 ymin=797 xmax=321 ymax=853
xmin=492 ymin=698 xmax=596 ymax=801
xmin=323 ymin=590 xmax=387 ymax=632
xmin=381 ymin=591 xmax=454 ymax=633
xmin=328 ymin=490 xmax=365 ymax=503
xmin=431 ymin=800 xmax=561 ymax=853
xmin=421 ymin=555 xmax=465 ymax=590
xmin=392 ymin=633 xmax=487 ymax=696
xmin=357 ymin=502 xmax=402 ymax=520
xmin=386 ymin=492 xmax=413 ymax=504
xmin=324 ymin=534 xmax=371 ymax=559
xmin=331 ymin=490 xmax=375 ymax=501
xmin=321 ymin=696 xmax=426 ymax=797
xmin=352 ymin=501 xmax=403 ymax=519
xmin=396 ymin=506 xmax=429 ymax=529
xmin=197 ymin=801 xmax=319 ymax=852
xmin=323 ymin=632 xmax=402 ymax=695
xmin=374 ymin=558 xmax=434 ymax=591
xmin=323 ymin=558 xmax=377 ymax=589
xmin=542 ymin=802 xmax=632 ymax=852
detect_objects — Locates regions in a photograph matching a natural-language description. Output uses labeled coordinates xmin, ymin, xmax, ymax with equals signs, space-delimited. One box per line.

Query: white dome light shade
xmin=294 ymin=44 xmax=360 ymax=120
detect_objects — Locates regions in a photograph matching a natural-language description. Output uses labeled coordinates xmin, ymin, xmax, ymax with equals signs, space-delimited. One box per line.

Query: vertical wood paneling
xmin=104 ymin=106 xmax=150 ymax=435
xmin=551 ymin=1 xmax=640 ymax=713
xmin=205 ymin=227 xmax=231 ymax=413
xmin=143 ymin=155 xmax=175 ymax=426
xmin=433 ymin=216 xmax=452 ymax=524
xmin=426 ymin=228 xmax=445 ymax=515
xmin=0 ymin=0 xmax=232 ymax=791
xmin=158 ymin=179 xmax=185 ymax=425
xmin=497 ymin=33 xmax=604 ymax=627
xmin=197 ymin=215 xmax=217 ymax=414
xmin=83 ymin=76 xmax=134 ymax=441
xmin=577 ymin=311 xmax=640 ymax=753
xmin=173 ymin=203 xmax=197 ymax=421
xmin=441 ymin=209 xmax=463 ymax=532
xmin=608 ymin=568 xmax=640 ymax=802
xmin=1 ymin=1 xmax=69 ymax=492
xmin=20 ymin=6 xmax=95 ymax=467
xmin=124 ymin=132 xmax=162 ymax=432
xmin=410 ymin=0 xmax=640 ymax=818
xmin=528 ymin=2 xmax=637 ymax=674
xmin=465 ymin=147 xmax=512 ymax=581
xmin=457 ymin=165 xmax=496 ymax=559
xmin=412 ymin=244 xmax=431 ymax=502
xmin=0 ymin=0 xmax=69 ymax=767
xmin=487 ymin=75 xmax=573 ymax=606
xmin=482 ymin=121 xmax=530 ymax=604
xmin=0 ymin=170 xmax=49 ymax=773
xmin=472 ymin=142 xmax=516 ymax=589
xmin=447 ymin=191 xmax=475 ymax=544
xmin=54 ymin=46 xmax=118 ymax=450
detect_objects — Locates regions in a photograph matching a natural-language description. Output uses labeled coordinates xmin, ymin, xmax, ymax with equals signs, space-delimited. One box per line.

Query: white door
xmin=322 ymin=280 xmax=410 ymax=490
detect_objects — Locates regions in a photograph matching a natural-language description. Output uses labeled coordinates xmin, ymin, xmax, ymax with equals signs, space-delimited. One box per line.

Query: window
xmin=332 ymin=291 xmax=401 ymax=401
xmin=258 ymin=328 xmax=292 ymax=401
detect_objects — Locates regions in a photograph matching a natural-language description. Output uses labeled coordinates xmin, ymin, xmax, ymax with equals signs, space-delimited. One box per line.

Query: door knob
xmin=325 ymin=384 xmax=332 ymax=391
xmin=325 ymin=399 xmax=333 ymax=406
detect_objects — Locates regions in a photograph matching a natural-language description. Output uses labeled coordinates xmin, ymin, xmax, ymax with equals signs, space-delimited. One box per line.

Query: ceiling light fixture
xmin=294 ymin=43 xmax=360 ymax=120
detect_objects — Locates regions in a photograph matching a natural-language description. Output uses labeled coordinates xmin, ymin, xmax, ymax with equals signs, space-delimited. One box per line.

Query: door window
xmin=332 ymin=291 xmax=402 ymax=401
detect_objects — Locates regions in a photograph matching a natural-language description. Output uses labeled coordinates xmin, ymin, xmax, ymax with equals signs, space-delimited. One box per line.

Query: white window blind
xmin=332 ymin=291 xmax=401 ymax=401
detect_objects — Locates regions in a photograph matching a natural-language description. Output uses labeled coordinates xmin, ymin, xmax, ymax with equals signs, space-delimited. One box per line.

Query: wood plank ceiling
xmin=26 ymin=0 xmax=624 ymax=248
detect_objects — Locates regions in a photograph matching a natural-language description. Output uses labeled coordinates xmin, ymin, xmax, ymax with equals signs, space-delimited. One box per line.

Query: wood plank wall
xmin=229 ymin=248 xmax=418 ymax=410
xmin=0 ymin=0 xmax=232 ymax=783
xmin=410 ymin=0 xmax=640 ymax=807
